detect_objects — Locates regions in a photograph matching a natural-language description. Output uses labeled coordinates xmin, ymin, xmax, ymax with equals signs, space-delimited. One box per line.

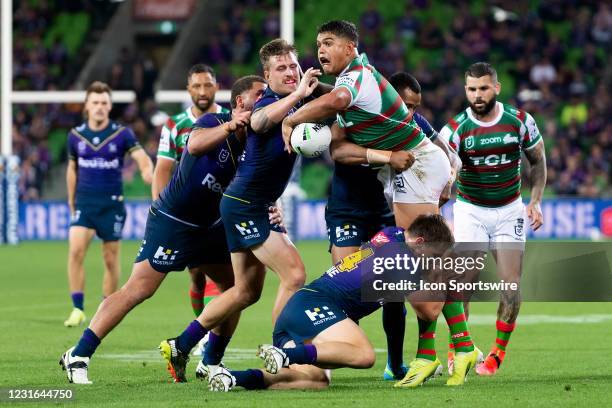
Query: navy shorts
xmin=220 ymin=195 xmax=284 ymax=252
xmin=71 ymin=194 xmax=126 ymax=241
xmin=135 ymin=207 xmax=230 ymax=273
xmin=272 ymin=286 xmax=347 ymax=347
xmin=325 ymin=208 xmax=395 ymax=249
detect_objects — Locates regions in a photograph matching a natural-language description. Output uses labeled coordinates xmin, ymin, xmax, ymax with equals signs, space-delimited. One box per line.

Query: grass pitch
xmin=1 ymin=240 xmax=611 ymax=407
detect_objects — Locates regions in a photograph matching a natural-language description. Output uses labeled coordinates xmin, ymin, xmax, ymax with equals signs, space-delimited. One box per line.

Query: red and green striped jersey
xmin=335 ymin=54 xmax=425 ymax=151
xmin=157 ymin=104 xmax=230 ymax=161
xmin=440 ymin=102 xmax=542 ymax=207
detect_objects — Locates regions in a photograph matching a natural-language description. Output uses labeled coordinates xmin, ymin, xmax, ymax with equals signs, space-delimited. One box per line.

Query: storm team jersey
xmin=440 ymin=102 xmax=542 ymax=207
xmin=153 ymin=113 xmax=243 ymax=228
xmin=68 ymin=121 xmax=141 ymax=196
xmin=224 ymin=87 xmax=312 ymax=204
xmin=310 ymin=226 xmax=418 ymax=321
xmin=157 ymin=105 xmax=230 ymax=162
xmin=335 ymin=54 xmax=425 ymax=151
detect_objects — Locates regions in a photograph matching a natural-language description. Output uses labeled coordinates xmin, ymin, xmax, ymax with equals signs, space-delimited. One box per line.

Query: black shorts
xmin=71 ymin=195 xmax=126 ymax=241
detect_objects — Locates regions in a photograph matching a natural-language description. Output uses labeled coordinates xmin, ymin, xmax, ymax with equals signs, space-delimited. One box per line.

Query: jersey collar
xmin=339 ymin=53 xmax=366 ymax=76
xmin=466 ymin=101 xmax=504 ymax=127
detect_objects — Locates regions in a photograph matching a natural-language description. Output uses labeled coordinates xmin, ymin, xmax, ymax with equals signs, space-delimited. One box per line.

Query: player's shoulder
xmin=195 ymin=112 xmax=230 ymax=128
xmin=442 ymin=109 xmax=470 ymax=134
xmin=70 ymin=122 xmax=87 ymax=136
xmin=501 ymin=102 xmax=530 ymax=124
xmin=254 ymin=87 xmax=280 ymax=110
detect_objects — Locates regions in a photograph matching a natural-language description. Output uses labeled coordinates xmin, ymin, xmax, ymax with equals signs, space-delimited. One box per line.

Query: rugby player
xmin=59 ymin=76 xmax=272 ymax=384
xmin=153 ymin=64 xmax=228 ymax=330
xmin=281 ymin=20 xmax=452 ymax=230
xmin=64 ymin=81 xmax=153 ymax=327
xmin=439 ymin=62 xmax=546 ymax=376
xmin=208 ymin=215 xmax=478 ymax=391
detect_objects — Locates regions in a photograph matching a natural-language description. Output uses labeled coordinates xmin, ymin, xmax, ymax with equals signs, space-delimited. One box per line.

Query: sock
xmin=382 ymin=303 xmax=406 ymax=372
xmin=189 ymin=289 xmax=204 ymax=317
xmin=494 ymin=320 xmax=516 ymax=353
xmin=203 ymin=281 xmax=220 ymax=308
xmin=231 ymin=369 xmax=266 ymax=390
xmin=443 ymin=302 xmax=474 ymax=353
xmin=416 ymin=317 xmax=437 ymax=361
xmin=71 ymin=292 xmax=84 ymax=311
xmin=448 ymin=331 xmax=455 ymax=353
xmin=72 ymin=328 xmax=100 ymax=358
xmin=176 ymin=320 xmax=208 ymax=355
xmin=203 ymin=332 xmax=231 ymax=365
xmin=283 ymin=344 xmax=317 ymax=365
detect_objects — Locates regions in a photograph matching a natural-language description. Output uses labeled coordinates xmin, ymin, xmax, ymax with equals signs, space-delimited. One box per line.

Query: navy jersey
xmin=327 ymin=162 xmax=390 ymax=216
xmin=413 ymin=112 xmax=438 ymax=141
xmin=224 ymin=87 xmax=312 ymax=204
xmin=68 ymin=121 xmax=140 ymax=196
xmin=310 ymin=226 xmax=415 ymax=321
xmin=153 ymin=113 xmax=243 ymax=228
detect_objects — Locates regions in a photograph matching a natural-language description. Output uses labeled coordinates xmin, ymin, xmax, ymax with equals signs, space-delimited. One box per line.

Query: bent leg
xmin=309 ymin=319 xmax=376 ymax=369
xmin=252 ymin=231 xmax=306 ymax=323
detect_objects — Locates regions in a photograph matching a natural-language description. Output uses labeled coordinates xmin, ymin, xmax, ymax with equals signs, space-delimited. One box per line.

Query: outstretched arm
xmin=131 ymin=149 xmax=153 ymax=185
xmin=251 ymin=68 xmax=320 ymax=134
xmin=524 ymin=139 xmax=546 ymax=231
xmin=282 ymin=87 xmax=352 ymax=152
xmin=187 ymin=111 xmax=251 ymax=156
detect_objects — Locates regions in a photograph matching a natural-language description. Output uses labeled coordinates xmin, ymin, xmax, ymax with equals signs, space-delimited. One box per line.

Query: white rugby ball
xmin=291 ymin=122 xmax=332 ymax=158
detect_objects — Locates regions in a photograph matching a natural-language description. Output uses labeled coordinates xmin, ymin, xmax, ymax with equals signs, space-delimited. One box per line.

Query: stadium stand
xmin=11 ymin=0 xmax=611 ymax=201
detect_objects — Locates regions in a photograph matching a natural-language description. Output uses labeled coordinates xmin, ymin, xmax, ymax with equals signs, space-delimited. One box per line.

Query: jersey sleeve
xmin=413 ymin=112 xmax=437 ymax=141
xmin=439 ymin=124 xmax=459 ymax=151
xmin=122 ymin=127 xmax=142 ymax=154
xmin=67 ymin=131 xmax=77 ymax=161
xmin=157 ymin=119 xmax=177 ymax=161
xmin=194 ymin=113 xmax=226 ymax=130
xmin=520 ymin=112 xmax=542 ymax=150
xmin=334 ymin=70 xmax=362 ymax=108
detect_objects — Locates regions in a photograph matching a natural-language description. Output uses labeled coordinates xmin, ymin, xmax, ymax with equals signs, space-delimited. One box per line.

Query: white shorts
xmin=378 ymin=140 xmax=451 ymax=206
xmin=453 ymin=197 xmax=527 ymax=248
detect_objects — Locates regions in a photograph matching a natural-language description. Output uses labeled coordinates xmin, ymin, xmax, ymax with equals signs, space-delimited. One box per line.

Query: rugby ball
xmin=291 ymin=122 xmax=332 ymax=158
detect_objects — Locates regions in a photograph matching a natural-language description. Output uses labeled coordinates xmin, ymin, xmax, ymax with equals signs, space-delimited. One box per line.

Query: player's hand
xmin=282 ymin=118 xmax=295 ymax=153
xmin=226 ymin=111 xmax=251 ymax=132
xmin=389 ymin=151 xmax=415 ymax=172
xmin=268 ymin=205 xmax=284 ymax=227
xmin=526 ymin=201 xmax=543 ymax=231
xmin=294 ymin=67 xmax=321 ymax=99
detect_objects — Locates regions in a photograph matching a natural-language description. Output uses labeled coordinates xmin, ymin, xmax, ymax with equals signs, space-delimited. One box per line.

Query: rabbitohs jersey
xmin=440 ymin=102 xmax=542 ymax=207
xmin=335 ymin=54 xmax=425 ymax=151
xmin=157 ymin=105 xmax=230 ymax=162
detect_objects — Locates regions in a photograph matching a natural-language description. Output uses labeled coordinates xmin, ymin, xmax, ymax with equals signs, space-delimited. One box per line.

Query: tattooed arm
xmin=524 ymin=139 xmax=546 ymax=231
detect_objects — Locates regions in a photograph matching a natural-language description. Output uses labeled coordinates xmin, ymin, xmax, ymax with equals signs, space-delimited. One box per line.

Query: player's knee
xmin=69 ymin=246 xmax=87 ymax=262
xmin=236 ymin=287 xmax=261 ymax=307
xmin=356 ymin=348 xmax=376 ymax=368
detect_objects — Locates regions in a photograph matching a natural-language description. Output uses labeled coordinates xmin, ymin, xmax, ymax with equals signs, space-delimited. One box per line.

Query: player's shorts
xmin=378 ymin=140 xmax=451 ymax=205
xmin=220 ymin=195 xmax=285 ymax=252
xmin=272 ymin=286 xmax=348 ymax=347
xmin=135 ymin=207 xmax=230 ymax=273
xmin=453 ymin=197 xmax=527 ymax=249
xmin=325 ymin=209 xmax=395 ymax=249
xmin=71 ymin=194 xmax=126 ymax=241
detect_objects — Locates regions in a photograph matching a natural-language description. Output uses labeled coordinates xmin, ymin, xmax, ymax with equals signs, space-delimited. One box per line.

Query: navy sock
xmin=71 ymin=292 xmax=84 ymax=311
xmin=72 ymin=328 xmax=100 ymax=358
xmin=283 ymin=344 xmax=317 ymax=365
xmin=382 ymin=302 xmax=406 ymax=373
xmin=176 ymin=320 xmax=208 ymax=354
xmin=231 ymin=369 xmax=266 ymax=390
xmin=203 ymin=332 xmax=231 ymax=365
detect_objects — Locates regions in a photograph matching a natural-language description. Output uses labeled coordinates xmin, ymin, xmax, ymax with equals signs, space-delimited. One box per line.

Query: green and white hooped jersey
xmin=335 ymin=54 xmax=425 ymax=151
xmin=439 ymin=102 xmax=542 ymax=208
xmin=157 ymin=105 xmax=229 ymax=161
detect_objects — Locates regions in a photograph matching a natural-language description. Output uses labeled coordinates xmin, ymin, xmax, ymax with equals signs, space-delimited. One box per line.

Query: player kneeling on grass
xmin=208 ymin=215 xmax=480 ymax=391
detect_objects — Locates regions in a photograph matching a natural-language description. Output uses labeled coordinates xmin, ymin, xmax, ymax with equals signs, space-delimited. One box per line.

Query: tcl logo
xmin=471 ymin=154 xmax=511 ymax=166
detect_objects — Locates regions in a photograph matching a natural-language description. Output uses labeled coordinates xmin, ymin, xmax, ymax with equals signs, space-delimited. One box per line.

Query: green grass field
xmin=1 ymin=241 xmax=611 ymax=407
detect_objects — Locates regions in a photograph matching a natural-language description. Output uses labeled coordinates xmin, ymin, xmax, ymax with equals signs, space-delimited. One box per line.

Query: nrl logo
xmin=465 ymin=136 xmax=475 ymax=149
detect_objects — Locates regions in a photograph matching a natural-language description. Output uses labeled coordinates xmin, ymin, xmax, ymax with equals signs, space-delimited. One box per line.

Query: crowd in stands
xmin=10 ymin=0 xmax=612 ymax=200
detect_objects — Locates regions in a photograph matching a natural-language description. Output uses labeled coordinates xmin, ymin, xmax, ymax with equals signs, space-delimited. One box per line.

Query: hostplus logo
xmin=305 ymin=306 xmax=337 ymax=326
xmin=152 ymin=246 xmax=179 ymax=265
xmin=235 ymin=221 xmax=260 ymax=240
xmin=335 ymin=224 xmax=358 ymax=242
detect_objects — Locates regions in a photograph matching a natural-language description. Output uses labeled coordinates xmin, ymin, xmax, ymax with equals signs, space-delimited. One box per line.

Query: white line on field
xmin=97 ymin=314 xmax=612 ymax=363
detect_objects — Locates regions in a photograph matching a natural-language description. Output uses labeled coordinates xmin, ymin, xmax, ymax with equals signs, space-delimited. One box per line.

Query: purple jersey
xmin=68 ymin=121 xmax=140 ymax=196
xmin=310 ymin=226 xmax=416 ymax=321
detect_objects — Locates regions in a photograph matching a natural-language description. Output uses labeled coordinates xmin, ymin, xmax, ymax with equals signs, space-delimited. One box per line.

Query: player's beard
xmin=469 ymin=95 xmax=496 ymax=116
xmin=195 ymin=97 xmax=213 ymax=112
